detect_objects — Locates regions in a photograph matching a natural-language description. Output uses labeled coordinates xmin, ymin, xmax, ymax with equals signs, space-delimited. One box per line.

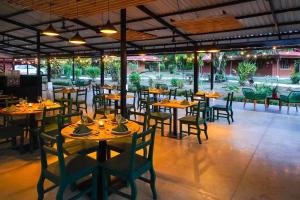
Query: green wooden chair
xmin=149 ymin=98 xmax=172 ymax=137
xmin=242 ymin=88 xmax=267 ymax=110
xmin=212 ymin=92 xmax=234 ymax=124
xmin=280 ymin=90 xmax=300 ymax=114
xmin=57 ymin=112 xmax=99 ymax=156
xmin=0 ymin=126 xmax=24 ymax=153
xmin=101 ymin=126 xmax=157 ymax=200
xmin=37 ymin=131 xmax=98 ymax=200
xmin=179 ymin=98 xmax=208 ymax=144
xmin=53 ymin=86 xmax=68 ymax=103
xmin=93 ymin=95 xmax=115 ymax=119
xmin=72 ymin=88 xmax=88 ymax=113
xmin=107 ymin=109 xmax=149 ymax=157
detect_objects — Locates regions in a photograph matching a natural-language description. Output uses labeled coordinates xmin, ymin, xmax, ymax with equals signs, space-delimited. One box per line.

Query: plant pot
xmin=272 ymin=93 xmax=278 ymax=99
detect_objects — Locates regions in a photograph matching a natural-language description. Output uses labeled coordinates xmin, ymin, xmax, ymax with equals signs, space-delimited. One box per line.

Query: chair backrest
xmin=129 ymin=125 xmax=156 ymax=173
xmin=168 ymin=89 xmax=177 ymax=100
xmin=38 ymin=130 xmax=66 ymax=176
xmin=289 ymin=91 xmax=300 ymax=102
xmin=76 ymin=88 xmax=87 ymax=102
xmin=194 ymin=97 xmax=207 ymax=121
xmin=57 ymin=112 xmax=83 ymax=131
xmin=53 ymin=86 xmax=64 ymax=100
xmin=226 ymin=92 xmax=234 ymax=108
xmin=41 ymin=105 xmax=65 ymax=133
xmin=93 ymin=94 xmax=107 ymax=108
xmin=92 ymin=85 xmax=103 ymax=96
xmin=185 ymin=89 xmax=193 ymax=101
xmin=242 ymin=88 xmax=255 ymax=98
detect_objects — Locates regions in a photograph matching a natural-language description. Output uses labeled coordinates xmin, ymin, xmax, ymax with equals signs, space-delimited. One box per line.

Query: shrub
xmin=254 ymin=84 xmax=272 ymax=96
xmin=148 ymin=78 xmax=154 ymax=87
xmin=74 ymin=68 xmax=82 ymax=80
xmin=169 ymin=65 xmax=177 ymax=74
xmin=171 ymin=78 xmax=184 ymax=88
xmin=237 ymin=61 xmax=257 ymax=85
xmin=290 ymin=72 xmax=300 ymax=84
xmin=63 ymin=64 xmax=72 ymax=78
xmin=129 ymin=72 xmax=141 ymax=89
xmin=86 ymin=66 xmax=100 ymax=81
xmin=222 ymin=83 xmax=240 ymax=93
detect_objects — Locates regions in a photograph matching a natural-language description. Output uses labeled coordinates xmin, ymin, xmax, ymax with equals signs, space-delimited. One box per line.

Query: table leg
xmin=172 ymin=108 xmax=178 ymax=137
xmin=279 ymin=100 xmax=282 ymax=111
xmin=97 ymin=140 xmax=107 ymax=200
xmin=29 ymin=114 xmax=38 ymax=153
xmin=114 ymin=100 xmax=118 ymax=115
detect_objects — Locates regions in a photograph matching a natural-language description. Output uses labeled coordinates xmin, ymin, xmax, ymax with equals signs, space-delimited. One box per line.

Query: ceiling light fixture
xmin=69 ymin=0 xmax=86 ymax=45
xmin=100 ymin=0 xmax=118 ymax=34
xmin=42 ymin=1 xmax=59 ymax=36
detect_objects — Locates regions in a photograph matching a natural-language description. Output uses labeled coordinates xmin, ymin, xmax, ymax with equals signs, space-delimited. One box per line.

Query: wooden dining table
xmin=56 ymin=87 xmax=78 ymax=100
xmin=61 ymin=119 xmax=140 ymax=200
xmin=153 ymin=100 xmax=197 ymax=138
xmin=105 ymin=94 xmax=134 ymax=114
xmin=0 ymin=101 xmax=61 ymax=152
xmin=149 ymin=88 xmax=168 ymax=102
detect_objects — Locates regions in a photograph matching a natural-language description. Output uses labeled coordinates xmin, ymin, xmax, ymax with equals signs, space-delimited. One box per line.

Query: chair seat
xmin=95 ymin=106 xmax=115 ymax=112
xmin=179 ymin=115 xmax=205 ymax=124
xmin=101 ymin=152 xmax=148 ymax=176
xmin=108 ymin=139 xmax=132 ymax=153
xmin=150 ymin=111 xmax=171 ymax=120
xmin=46 ymin=154 xmax=98 ymax=183
xmin=212 ymin=104 xmax=230 ymax=110
xmin=126 ymin=104 xmax=135 ymax=108
xmin=63 ymin=139 xmax=98 ymax=155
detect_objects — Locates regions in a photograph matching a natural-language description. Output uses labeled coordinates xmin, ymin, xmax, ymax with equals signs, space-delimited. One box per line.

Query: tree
xmin=86 ymin=66 xmax=100 ymax=81
xmin=236 ymin=61 xmax=257 ymax=85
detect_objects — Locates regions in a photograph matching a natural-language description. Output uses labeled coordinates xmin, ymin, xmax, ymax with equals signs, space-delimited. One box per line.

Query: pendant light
xmin=69 ymin=0 xmax=86 ymax=44
xmin=100 ymin=0 xmax=118 ymax=34
xmin=42 ymin=1 xmax=59 ymax=36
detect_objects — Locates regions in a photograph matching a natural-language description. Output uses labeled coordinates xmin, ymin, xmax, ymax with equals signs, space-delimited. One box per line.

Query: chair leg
xmin=204 ymin=123 xmax=208 ymax=140
xmin=230 ymin=110 xmax=234 ymax=122
xmin=243 ymin=99 xmax=246 ymax=108
xmin=188 ymin=124 xmax=190 ymax=135
xmin=161 ymin=120 xmax=164 ymax=136
xmin=169 ymin=118 xmax=172 ymax=135
xmin=226 ymin=111 xmax=230 ymax=124
xmin=56 ymin=183 xmax=67 ymax=200
xmin=179 ymin=122 xmax=183 ymax=139
xmin=288 ymin=103 xmax=290 ymax=114
xmin=217 ymin=110 xmax=219 ymax=119
xmin=129 ymin=180 xmax=137 ymax=200
xmin=253 ymin=100 xmax=256 ymax=111
xmin=196 ymin=126 xmax=202 ymax=144
xmin=296 ymin=104 xmax=298 ymax=112
xmin=149 ymin=167 xmax=157 ymax=199
xmin=37 ymin=176 xmax=45 ymax=200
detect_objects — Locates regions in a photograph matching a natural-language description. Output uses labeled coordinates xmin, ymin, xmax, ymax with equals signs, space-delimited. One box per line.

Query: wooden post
xmin=47 ymin=57 xmax=51 ymax=82
xmin=120 ymin=8 xmax=127 ymax=117
xmin=37 ymin=31 xmax=42 ymax=97
xmin=210 ymin=53 xmax=214 ymax=90
xmin=193 ymin=50 xmax=199 ymax=93
xmin=100 ymin=52 xmax=105 ymax=86
xmin=72 ymin=56 xmax=75 ymax=81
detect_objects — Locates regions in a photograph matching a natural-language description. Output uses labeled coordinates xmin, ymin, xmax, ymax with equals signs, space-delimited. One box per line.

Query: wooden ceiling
xmin=8 ymin=0 xmax=155 ymax=19
xmin=102 ymin=29 xmax=157 ymax=41
xmin=172 ymin=15 xmax=243 ymax=34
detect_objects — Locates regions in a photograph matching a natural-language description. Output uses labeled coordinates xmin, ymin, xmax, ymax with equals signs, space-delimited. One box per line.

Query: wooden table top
xmin=55 ymin=87 xmax=78 ymax=94
xmin=0 ymin=101 xmax=61 ymax=115
xmin=61 ymin=119 xmax=140 ymax=141
xmin=105 ymin=94 xmax=134 ymax=101
xmin=0 ymin=95 xmax=17 ymax=101
xmin=153 ymin=100 xmax=198 ymax=109
xmin=195 ymin=91 xmax=223 ymax=99
xmin=149 ymin=88 xmax=169 ymax=95
xmin=101 ymin=85 xmax=120 ymax=90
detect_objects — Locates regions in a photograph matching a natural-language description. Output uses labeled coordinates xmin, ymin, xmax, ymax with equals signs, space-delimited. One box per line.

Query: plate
xmin=77 ymin=120 xmax=95 ymax=126
xmin=111 ymin=119 xmax=128 ymax=124
xmin=71 ymin=132 xmax=92 ymax=136
xmin=111 ymin=130 xmax=129 ymax=135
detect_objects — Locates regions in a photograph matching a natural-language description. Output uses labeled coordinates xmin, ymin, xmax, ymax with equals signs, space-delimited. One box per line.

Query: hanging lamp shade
xmin=42 ymin=24 xmax=59 ymax=36
xmin=100 ymin=20 xmax=118 ymax=34
xmin=69 ymin=32 xmax=86 ymax=44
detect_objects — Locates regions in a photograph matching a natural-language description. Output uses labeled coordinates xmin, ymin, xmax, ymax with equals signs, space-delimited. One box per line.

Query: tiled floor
xmin=0 ymin=100 xmax=300 ymax=200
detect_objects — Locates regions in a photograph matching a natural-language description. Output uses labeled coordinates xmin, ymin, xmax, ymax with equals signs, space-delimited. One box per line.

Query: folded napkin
xmin=112 ymin=123 xmax=128 ymax=133
xmin=73 ymin=124 xmax=92 ymax=135
xmin=81 ymin=116 xmax=94 ymax=124
xmin=161 ymin=98 xmax=170 ymax=103
xmin=6 ymin=105 xmax=17 ymax=112
xmin=181 ymin=99 xmax=190 ymax=105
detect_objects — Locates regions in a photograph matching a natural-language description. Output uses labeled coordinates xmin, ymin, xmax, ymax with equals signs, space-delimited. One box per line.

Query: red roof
xmin=127 ymin=56 xmax=162 ymax=62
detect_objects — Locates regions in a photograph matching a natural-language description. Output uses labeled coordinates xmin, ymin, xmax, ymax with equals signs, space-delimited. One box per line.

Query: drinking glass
xmin=82 ymin=115 xmax=88 ymax=124
xmin=37 ymin=96 xmax=42 ymax=103
xmin=105 ymin=109 xmax=110 ymax=118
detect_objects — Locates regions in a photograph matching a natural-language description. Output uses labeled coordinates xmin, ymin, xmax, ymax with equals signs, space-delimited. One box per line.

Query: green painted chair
xmin=53 ymin=86 xmax=68 ymax=103
xmin=212 ymin=92 xmax=234 ymax=124
xmin=57 ymin=112 xmax=99 ymax=156
xmin=280 ymin=90 xmax=300 ymax=114
xmin=242 ymin=88 xmax=267 ymax=110
xmin=93 ymin=95 xmax=115 ymax=119
xmin=107 ymin=109 xmax=149 ymax=157
xmin=37 ymin=131 xmax=98 ymax=200
xmin=101 ymin=126 xmax=157 ymax=200
xmin=72 ymin=88 xmax=88 ymax=113
xmin=0 ymin=126 xmax=24 ymax=153
xmin=179 ymin=98 xmax=208 ymax=144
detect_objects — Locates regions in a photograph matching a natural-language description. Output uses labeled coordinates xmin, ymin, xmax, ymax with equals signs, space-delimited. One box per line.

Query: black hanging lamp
xmin=100 ymin=0 xmax=118 ymax=34
xmin=69 ymin=0 xmax=86 ymax=44
xmin=42 ymin=2 xmax=59 ymax=36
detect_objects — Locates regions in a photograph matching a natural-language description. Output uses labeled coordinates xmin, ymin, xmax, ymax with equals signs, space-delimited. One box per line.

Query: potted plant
xmin=272 ymin=85 xmax=278 ymax=98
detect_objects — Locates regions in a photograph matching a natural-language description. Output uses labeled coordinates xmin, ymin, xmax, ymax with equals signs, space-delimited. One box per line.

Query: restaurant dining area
xmin=1 ymin=0 xmax=300 ymax=200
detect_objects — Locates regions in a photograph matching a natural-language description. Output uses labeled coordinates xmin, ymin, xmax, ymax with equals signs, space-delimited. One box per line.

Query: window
xmin=280 ymin=59 xmax=290 ymax=69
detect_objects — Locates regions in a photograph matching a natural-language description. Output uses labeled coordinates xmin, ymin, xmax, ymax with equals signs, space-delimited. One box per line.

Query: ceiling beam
xmin=3 ymin=9 xmax=32 ymax=18
xmin=0 ymin=41 xmax=40 ymax=53
xmin=268 ymin=0 xmax=281 ymax=39
xmin=0 ymin=46 xmax=30 ymax=56
xmin=137 ymin=5 xmax=197 ymax=46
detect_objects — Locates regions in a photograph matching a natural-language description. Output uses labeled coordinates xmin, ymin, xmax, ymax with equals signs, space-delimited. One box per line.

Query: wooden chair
xmin=212 ymin=92 xmax=234 ymax=124
xmin=73 ymin=88 xmax=88 ymax=113
xmin=37 ymin=131 xmax=98 ymax=200
xmin=101 ymin=126 xmax=157 ymax=200
xmin=242 ymin=88 xmax=267 ymax=110
xmin=52 ymin=86 xmax=67 ymax=103
xmin=93 ymin=95 xmax=115 ymax=119
xmin=179 ymin=99 xmax=208 ymax=144
xmin=280 ymin=91 xmax=300 ymax=114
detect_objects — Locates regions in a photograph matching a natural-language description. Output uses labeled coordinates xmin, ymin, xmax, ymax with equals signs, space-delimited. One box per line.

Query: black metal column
xmin=37 ymin=31 xmax=42 ymax=97
xmin=120 ymin=8 xmax=127 ymax=117
xmin=100 ymin=52 xmax=105 ymax=86
xmin=72 ymin=56 xmax=75 ymax=81
xmin=210 ymin=53 xmax=214 ymax=90
xmin=47 ymin=57 xmax=51 ymax=82
xmin=193 ymin=50 xmax=199 ymax=93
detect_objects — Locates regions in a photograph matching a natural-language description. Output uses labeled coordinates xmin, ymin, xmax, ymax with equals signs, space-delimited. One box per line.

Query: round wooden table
xmin=61 ymin=119 xmax=140 ymax=200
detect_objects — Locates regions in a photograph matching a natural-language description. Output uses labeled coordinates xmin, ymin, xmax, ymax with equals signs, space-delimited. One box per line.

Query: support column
xmin=120 ymin=8 xmax=127 ymax=117
xmin=100 ymin=52 xmax=105 ymax=86
xmin=47 ymin=57 xmax=51 ymax=82
xmin=210 ymin=53 xmax=214 ymax=90
xmin=37 ymin=31 xmax=42 ymax=97
xmin=72 ymin=56 xmax=75 ymax=81
xmin=193 ymin=50 xmax=199 ymax=93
